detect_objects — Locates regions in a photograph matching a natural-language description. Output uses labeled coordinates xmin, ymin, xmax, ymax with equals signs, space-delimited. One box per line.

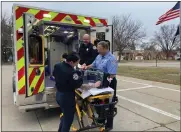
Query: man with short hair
xmin=84 ymin=41 xmax=118 ymax=130
xmin=79 ymin=34 xmax=98 ymax=66
xmin=85 ymin=41 xmax=117 ymax=80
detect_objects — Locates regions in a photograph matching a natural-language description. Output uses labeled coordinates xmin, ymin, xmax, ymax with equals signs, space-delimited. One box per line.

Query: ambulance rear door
xmin=23 ymin=13 xmax=45 ymax=97
xmin=90 ymin=24 xmax=113 ymax=53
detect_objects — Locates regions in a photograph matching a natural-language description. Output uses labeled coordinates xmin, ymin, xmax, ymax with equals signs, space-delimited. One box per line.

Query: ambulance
xmin=12 ymin=4 xmax=113 ymax=112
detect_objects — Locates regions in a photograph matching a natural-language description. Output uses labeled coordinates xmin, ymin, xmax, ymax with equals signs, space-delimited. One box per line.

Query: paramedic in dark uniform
xmin=79 ymin=34 xmax=98 ymax=66
xmin=84 ymin=41 xmax=118 ymax=130
xmin=53 ymin=52 xmax=83 ymax=132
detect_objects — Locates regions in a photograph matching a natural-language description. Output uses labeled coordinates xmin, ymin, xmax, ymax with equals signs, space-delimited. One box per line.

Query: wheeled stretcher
xmin=72 ymin=89 xmax=118 ymax=132
xmin=59 ymin=68 xmax=118 ymax=131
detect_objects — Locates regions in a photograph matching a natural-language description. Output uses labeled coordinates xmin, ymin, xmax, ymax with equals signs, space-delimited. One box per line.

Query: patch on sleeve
xmin=93 ymin=46 xmax=97 ymax=50
xmin=73 ymin=73 xmax=79 ymax=80
xmin=111 ymin=59 xmax=118 ymax=65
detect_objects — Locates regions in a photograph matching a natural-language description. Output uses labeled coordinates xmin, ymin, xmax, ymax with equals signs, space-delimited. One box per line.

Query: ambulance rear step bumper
xmin=18 ymin=102 xmax=59 ymax=112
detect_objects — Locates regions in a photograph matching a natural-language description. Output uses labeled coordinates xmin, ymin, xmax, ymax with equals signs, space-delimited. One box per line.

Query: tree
xmin=1 ymin=12 xmax=13 ymax=63
xmin=140 ymin=42 xmax=157 ymax=51
xmin=112 ymin=14 xmax=146 ymax=61
xmin=152 ymin=24 xmax=179 ymax=60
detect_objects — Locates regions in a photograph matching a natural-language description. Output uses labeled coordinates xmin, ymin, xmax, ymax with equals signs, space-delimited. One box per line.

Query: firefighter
xmin=53 ymin=52 xmax=83 ymax=132
xmin=84 ymin=41 xmax=118 ymax=130
xmin=79 ymin=34 xmax=98 ymax=67
xmin=84 ymin=41 xmax=118 ymax=84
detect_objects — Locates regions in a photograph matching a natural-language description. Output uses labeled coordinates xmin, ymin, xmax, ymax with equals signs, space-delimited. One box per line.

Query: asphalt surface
xmin=1 ymin=65 xmax=180 ymax=131
xmin=119 ymin=61 xmax=180 ymax=68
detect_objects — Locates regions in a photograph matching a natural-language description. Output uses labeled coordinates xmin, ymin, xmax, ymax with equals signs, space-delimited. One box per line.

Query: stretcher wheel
xmin=71 ymin=124 xmax=78 ymax=132
xmin=100 ymin=127 xmax=105 ymax=132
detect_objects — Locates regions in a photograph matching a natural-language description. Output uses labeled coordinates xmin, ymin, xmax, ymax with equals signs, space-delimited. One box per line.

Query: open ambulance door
xmin=23 ymin=13 xmax=45 ymax=97
xmin=90 ymin=25 xmax=113 ymax=53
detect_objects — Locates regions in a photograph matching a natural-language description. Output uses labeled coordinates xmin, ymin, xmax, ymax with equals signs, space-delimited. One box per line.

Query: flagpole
xmin=180 ymin=1 xmax=181 ymax=74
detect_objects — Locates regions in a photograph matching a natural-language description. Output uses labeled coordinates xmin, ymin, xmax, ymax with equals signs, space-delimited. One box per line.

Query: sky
xmin=1 ymin=1 xmax=180 ymax=41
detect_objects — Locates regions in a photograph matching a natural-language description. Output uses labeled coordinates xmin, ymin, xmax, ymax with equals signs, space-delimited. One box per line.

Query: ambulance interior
xmin=29 ymin=23 xmax=90 ymax=89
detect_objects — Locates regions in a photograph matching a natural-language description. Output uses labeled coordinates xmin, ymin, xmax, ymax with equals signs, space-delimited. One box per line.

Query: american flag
xmin=172 ymin=25 xmax=179 ymax=44
xmin=156 ymin=2 xmax=180 ymax=25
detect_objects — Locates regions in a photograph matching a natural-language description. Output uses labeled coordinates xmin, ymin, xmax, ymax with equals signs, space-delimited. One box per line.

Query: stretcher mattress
xmin=77 ymin=87 xmax=114 ymax=99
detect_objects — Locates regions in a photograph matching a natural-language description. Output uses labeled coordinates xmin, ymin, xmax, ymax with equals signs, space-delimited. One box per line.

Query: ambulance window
xmin=28 ymin=35 xmax=43 ymax=65
xmin=78 ymin=29 xmax=89 ymax=41
xmin=96 ymin=32 xmax=105 ymax=41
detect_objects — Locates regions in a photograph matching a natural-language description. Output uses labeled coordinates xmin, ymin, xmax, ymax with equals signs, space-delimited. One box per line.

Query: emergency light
xmin=43 ymin=14 xmax=51 ymax=18
xmin=84 ymin=19 xmax=90 ymax=23
xmin=18 ymin=28 xmax=23 ymax=33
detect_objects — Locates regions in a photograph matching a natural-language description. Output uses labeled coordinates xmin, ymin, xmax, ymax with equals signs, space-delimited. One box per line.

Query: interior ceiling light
xmin=69 ymin=31 xmax=74 ymax=34
xmin=64 ymin=31 xmax=69 ymax=34
xmin=67 ymin=34 xmax=73 ymax=38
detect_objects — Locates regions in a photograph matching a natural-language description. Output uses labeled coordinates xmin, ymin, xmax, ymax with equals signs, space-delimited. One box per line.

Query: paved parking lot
xmin=2 ymin=65 xmax=180 ymax=131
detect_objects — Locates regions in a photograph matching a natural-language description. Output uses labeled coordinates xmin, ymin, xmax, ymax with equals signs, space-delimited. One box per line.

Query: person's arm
xmin=85 ymin=64 xmax=93 ymax=69
xmin=106 ymin=57 xmax=118 ymax=81
xmin=68 ymin=71 xmax=83 ymax=89
xmin=84 ymin=55 xmax=99 ymax=69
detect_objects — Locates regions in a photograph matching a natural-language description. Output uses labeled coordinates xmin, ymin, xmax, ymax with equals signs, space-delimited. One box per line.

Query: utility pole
xmin=156 ymin=54 xmax=158 ymax=67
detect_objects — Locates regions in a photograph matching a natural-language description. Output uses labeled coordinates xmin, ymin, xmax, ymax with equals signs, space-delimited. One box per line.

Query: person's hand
xmin=94 ymin=81 xmax=101 ymax=88
xmin=107 ymin=77 xmax=113 ymax=83
xmin=81 ymin=64 xmax=87 ymax=70
xmin=84 ymin=66 xmax=88 ymax=70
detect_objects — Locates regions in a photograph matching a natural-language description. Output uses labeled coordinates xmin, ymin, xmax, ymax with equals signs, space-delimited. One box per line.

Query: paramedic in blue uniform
xmin=85 ymin=41 xmax=118 ymax=88
xmin=84 ymin=41 xmax=118 ymax=130
xmin=79 ymin=34 xmax=98 ymax=66
xmin=53 ymin=52 xmax=83 ymax=132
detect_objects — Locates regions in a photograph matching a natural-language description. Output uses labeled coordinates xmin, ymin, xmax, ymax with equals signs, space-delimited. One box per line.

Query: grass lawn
xmin=119 ymin=60 xmax=179 ymax=63
xmin=117 ymin=66 xmax=180 ymax=85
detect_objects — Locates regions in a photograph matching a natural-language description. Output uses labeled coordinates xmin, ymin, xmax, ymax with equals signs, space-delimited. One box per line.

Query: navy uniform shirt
xmin=53 ymin=62 xmax=83 ymax=93
xmin=92 ymin=51 xmax=118 ymax=75
xmin=79 ymin=43 xmax=98 ymax=65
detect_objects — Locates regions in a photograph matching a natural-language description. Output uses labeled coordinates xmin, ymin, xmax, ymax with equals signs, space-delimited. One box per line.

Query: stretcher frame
xmin=60 ymin=89 xmax=118 ymax=132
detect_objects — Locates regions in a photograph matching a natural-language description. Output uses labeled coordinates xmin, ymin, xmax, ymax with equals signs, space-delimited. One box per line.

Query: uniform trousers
xmin=56 ymin=91 xmax=76 ymax=132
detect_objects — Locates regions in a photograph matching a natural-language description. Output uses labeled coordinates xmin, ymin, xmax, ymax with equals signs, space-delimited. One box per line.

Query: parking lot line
xmin=154 ymin=86 xmax=180 ymax=93
xmin=117 ymin=85 xmax=153 ymax=92
xmin=119 ymin=79 xmax=180 ymax=93
xmin=118 ymin=79 xmax=150 ymax=86
xmin=117 ymin=95 xmax=180 ymax=121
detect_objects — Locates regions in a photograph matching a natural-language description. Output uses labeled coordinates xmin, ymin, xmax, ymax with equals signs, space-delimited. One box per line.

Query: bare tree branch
xmin=152 ymin=24 xmax=179 ymax=59
xmin=112 ymin=14 xmax=146 ymax=61
xmin=1 ymin=12 xmax=13 ymax=62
